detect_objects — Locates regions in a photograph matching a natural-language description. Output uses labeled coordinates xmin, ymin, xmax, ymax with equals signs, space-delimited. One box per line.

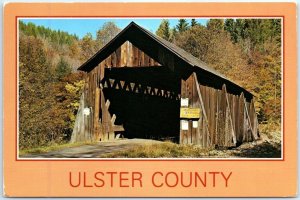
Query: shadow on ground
xmin=232 ymin=141 xmax=281 ymax=158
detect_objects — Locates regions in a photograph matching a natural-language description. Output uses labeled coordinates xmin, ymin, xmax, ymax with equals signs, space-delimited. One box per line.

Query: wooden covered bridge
xmin=71 ymin=22 xmax=259 ymax=148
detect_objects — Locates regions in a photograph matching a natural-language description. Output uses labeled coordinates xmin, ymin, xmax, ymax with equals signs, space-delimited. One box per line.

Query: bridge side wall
xmin=180 ymin=72 xmax=259 ymax=148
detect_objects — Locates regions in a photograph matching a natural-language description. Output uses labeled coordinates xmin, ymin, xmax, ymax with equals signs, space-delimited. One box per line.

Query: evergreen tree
xmin=156 ymin=19 xmax=171 ymax=41
xmin=56 ymin=57 xmax=72 ymax=79
xmin=224 ymin=19 xmax=238 ymax=43
xmin=176 ymin=19 xmax=189 ymax=33
xmin=19 ymin=20 xmax=78 ymax=46
xmin=191 ymin=19 xmax=198 ymax=27
xmin=271 ymin=19 xmax=281 ymax=42
xmin=169 ymin=27 xmax=177 ymax=42
xmin=235 ymin=19 xmax=246 ymax=40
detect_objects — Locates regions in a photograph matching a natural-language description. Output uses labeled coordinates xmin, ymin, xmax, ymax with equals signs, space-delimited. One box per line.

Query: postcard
xmin=3 ymin=2 xmax=297 ymax=197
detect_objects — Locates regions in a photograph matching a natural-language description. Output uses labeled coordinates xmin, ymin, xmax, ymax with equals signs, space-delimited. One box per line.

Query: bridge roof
xmin=78 ymin=22 xmax=253 ymax=99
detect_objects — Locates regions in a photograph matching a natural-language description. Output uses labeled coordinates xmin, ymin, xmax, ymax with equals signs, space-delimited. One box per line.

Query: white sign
xmin=181 ymin=120 xmax=189 ymax=130
xmin=83 ymin=108 xmax=90 ymax=116
xmin=180 ymin=98 xmax=189 ymax=107
xmin=192 ymin=121 xmax=198 ymax=128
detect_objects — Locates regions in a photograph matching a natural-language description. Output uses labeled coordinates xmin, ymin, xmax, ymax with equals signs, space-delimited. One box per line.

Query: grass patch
xmin=19 ymin=141 xmax=97 ymax=156
xmin=102 ymin=141 xmax=216 ymax=158
xmin=259 ymin=120 xmax=281 ymax=138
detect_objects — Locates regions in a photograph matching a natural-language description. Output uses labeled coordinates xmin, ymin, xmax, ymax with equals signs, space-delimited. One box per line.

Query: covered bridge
xmin=71 ymin=22 xmax=259 ymax=148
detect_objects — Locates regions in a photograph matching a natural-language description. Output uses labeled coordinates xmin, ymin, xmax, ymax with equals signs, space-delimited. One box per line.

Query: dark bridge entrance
xmin=101 ymin=66 xmax=181 ymax=141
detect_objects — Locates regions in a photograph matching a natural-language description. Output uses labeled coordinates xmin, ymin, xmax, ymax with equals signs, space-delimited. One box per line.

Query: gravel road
xmin=20 ymin=139 xmax=162 ymax=158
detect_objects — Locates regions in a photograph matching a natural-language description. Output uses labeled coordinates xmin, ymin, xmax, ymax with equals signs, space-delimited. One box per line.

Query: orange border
xmin=4 ymin=3 xmax=297 ymax=197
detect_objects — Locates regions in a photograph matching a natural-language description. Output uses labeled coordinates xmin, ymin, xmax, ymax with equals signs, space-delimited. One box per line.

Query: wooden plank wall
xmin=180 ymin=73 xmax=212 ymax=148
xmin=77 ymin=41 xmax=161 ymax=142
xmin=105 ymin=41 xmax=160 ymax=68
xmin=180 ymin=73 xmax=259 ymax=148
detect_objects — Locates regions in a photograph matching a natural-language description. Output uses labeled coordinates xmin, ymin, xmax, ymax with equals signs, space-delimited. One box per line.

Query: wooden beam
xmin=193 ymin=73 xmax=208 ymax=123
xmin=244 ymin=99 xmax=257 ymax=140
xmin=111 ymin=114 xmax=116 ymax=124
xmin=223 ymin=85 xmax=237 ymax=145
xmin=94 ymin=87 xmax=100 ymax=140
xmin=105 ymin=99 xmax=110 ymax=108
xmin=100 ymin=89 xmax=108 ymax=141
xmin=193 ymin=72 xmax=211 ymax=147
xmin=113 ymin=125 xmax=125 ymax=132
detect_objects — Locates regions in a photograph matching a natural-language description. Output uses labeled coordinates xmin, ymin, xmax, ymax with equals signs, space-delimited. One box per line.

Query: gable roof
xmin=78 ymin=22 xmax=253 ymax=100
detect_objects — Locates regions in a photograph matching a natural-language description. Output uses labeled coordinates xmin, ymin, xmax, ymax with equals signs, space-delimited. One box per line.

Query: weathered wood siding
xmin=180 ymin=72 xmax=259 ymax=147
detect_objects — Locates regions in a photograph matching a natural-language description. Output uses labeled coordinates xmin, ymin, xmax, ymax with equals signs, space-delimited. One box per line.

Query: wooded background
xmin=19 ymin=19 xmax=281 ymax=150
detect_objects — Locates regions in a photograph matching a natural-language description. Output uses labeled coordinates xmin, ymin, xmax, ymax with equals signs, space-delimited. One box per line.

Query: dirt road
xmin=20 ymin=132 xmax=281 ymax=158
xmin=21 ymin=139 xmax=162 ymax=158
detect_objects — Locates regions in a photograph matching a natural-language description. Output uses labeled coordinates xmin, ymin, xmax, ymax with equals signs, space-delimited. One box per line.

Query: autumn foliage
xmin=158 ymin=19 xmax=281 ymax=129
xmin=19 ymin=24 xmax=84 ymax=149
xmin=19 ymin=19 xmax=281 ymax=149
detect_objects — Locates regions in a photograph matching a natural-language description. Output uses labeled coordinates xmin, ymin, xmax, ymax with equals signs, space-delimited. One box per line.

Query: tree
xmin=96 ymin=22 xmax=120 ymax=48
xmin=69 ymin=40 xmax=81 ymax=59
xmin=175 ymin=25 xmax=209 ymax=61
xmin=222 ymin=18 xmax=282 ymax=125
xmin=156 ymin=19 xmax=171 ymax=41
xmin=19 ymin=26 xmax=85 ymax=149
xmin=224 ymin=19 xmax=238 ymax=43
xmin=175 ymin=22 xmax=259 ymax=107
xmin=169 ymin=27 xmax=177 ymax=42
xmin=80 ymin=32 xmax=97 ymax=61
xmin=56 ymin=57 xmax=72 ymax=80
xmin=19 ymin=35 xmax=57 ymax=149
xmin=191 ymin=19 xmax=198 ymax=27
xmin=176 ymin=19 xmax=189 ymax=33
xmin=19 ymin=20 xmax=106 ymax=150
xmin=207 ymin=19 xmax=224 ymax=32
xmin=19 ymin=20 xmax=78 ymax=46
